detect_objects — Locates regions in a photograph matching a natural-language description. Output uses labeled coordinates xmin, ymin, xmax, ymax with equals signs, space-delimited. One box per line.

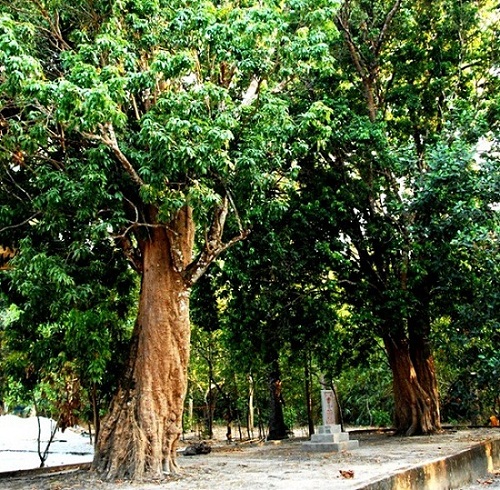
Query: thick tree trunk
xmin=384 ymin=333 xmax=441 ymax=435
xmin=92 ymin=211 xmax=194 ymax=480
xmin=408 ymin=285 xmax=441 ymax=433
xmin=409 ymin=332 xmax=441 ymax=431
xmin=267 ymin=369 xmax=288 ymax=440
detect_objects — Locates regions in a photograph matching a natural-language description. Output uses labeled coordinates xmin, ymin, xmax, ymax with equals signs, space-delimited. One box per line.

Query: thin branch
xmin=207 ymin=195 xmax=229 ymax=251
xmin=335 ymin=12 xmax=367 ymax=80
xmin=336 ymin=0 xmax=402 ymax=65
xmin=226 ymin=189 xmax=245 ymax=236
xmin=130 ymin=93 xmax=142 ymax=121
xmin=100 ymin=123 xmax=145 ymax=187
xmin=184 ymin=228 xmax=250 ymax=288
xmin=210 ymin=228 xmax=250 ymax=258
xmin=2 ymin=166 xmax=34 ymax=201
xmin=30 ymin=0 xmax=71 ymax=51
xmin=112 ymin=220 xmax=168 ymax=239
xmin=83 ymin=123 xmax=145 ymax=187
xmin=123 ymin=195 xmax=140 ymax=224
xmin=375 ymin=0 xmax=402 ymax=56
xmin=114 ymin=233 xmax=143 ymax=274
xmin=0 ymin=212 xmax=40 ymax=233
xmin=32 ymin=151 xmax=66 ymax=171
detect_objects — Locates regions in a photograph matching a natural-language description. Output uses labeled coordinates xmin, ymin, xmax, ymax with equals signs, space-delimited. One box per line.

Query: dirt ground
xmin=1 ymin=427 xmax=500 ymax=490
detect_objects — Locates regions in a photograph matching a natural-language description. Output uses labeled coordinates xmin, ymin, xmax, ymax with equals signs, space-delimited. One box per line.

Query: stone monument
xmin=303 ymin=389 xmax=359 ymax=452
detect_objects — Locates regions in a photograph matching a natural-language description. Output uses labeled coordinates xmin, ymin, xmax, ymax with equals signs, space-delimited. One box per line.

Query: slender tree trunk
xmin=247 ymin=374 xmax=255 ymax=439
xmin=93 ymin=212 xmax=194 ymax=480
xmin=384 ymin=332 xmax=441 ymax=435
xmin=91 ymin=383 xmax=100 ymax=446
xmin=206 ymin=373 xmax=215 ymax=439
xmin=185 ymin=396 xmax=193 ymax=434
xmin=304 ymin=354 xmax=314 ymax=437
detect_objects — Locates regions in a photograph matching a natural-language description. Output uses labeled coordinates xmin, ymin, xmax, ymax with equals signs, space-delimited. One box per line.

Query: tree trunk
xmin=304 ymin=355 xmax=315 ymax=437
xmin=384 ymin=333 xmax=441 ymax=435
xmin=205 ymin=370 xmax=215 ymax=439
xmin=90 ymin=383 xmax=100 ymax=446
xmin=408 ymin=285 xmax=441 ymax=433
xmin=247 ymin=374 xmax=255 ymax=439
xmin=267 ymin=368 xmax=288 ymax=440
xmin=92 ymin=210 xmax=194 ymax=480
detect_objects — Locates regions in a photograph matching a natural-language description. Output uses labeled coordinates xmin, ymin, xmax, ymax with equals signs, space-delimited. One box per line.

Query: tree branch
xmin=183 ymin=196 xmax=250 ymax=287
xmin=30 ymin=0 xmax=72 ymax=51
xmin=375 ymin=0 xmax=402 ymax=56
xmin=1 ymin=166 xmax=34 ymax=202
xmin=83 ymin=123 xmax=145 ymax=187
xmin=114 ymin=234 xmax=143 ymax=274
xmin=0 ymin=212 xmax=40 ymax=233
xmin=335 ymin=8 xmax=368 ymax=80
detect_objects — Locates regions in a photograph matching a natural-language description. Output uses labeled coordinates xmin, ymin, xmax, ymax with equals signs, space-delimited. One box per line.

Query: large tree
xmin=0 ymin=0 xmax=320 ymax=479
xmin=294 ymin=0 xmax=500 ymax=435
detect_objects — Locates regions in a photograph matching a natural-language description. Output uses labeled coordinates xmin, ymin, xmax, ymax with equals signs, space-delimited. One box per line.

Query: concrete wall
xmin=360 ymin=438 xmax=500 ymax=490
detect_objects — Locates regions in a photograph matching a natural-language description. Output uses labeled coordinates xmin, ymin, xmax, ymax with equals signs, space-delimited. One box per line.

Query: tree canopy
xmin=1 ymin=0 xmax=499 ymax=480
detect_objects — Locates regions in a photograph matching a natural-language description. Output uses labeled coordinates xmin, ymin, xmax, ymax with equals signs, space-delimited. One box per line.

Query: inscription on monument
xmin=321 ymin=389 xmax=338 ymax=425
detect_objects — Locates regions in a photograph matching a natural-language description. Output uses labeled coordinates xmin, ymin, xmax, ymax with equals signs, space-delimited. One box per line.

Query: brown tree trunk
xmin=90 ymin=383 xmax=100 ymax=446
xmin=267 ymin=367 xmax=288 ymax=440
xmin=247 ymin=374 xmax=255 ymax=439
xmin=92 ymin=209 xmax=194 ymax=480
xmin=384 ymin=332 xmax=441 ymax=435
xmin=304 ymin=354 xmax=315 ymax=437
xmin=408 ymin=285 xmax=441 ymax=433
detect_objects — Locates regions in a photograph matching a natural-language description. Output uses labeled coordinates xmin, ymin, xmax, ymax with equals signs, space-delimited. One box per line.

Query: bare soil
xmin=1 ymin=427 xmax=500 ymax=490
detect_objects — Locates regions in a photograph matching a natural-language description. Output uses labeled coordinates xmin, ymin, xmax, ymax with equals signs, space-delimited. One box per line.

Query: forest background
xmin=0 ymin=0 xmax=499 ymax=481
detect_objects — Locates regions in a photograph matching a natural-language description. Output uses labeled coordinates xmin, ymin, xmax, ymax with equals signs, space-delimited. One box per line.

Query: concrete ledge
xmin=0 ymin=462 xmax=91 ymax=480
xmin=359 ymin=437 xmax=500 ymax=489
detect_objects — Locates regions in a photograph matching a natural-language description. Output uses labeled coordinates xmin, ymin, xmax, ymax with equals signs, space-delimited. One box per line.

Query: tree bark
xmin=384 ymin=332 xmax=441 ymax=435
xmin=92 ymin=209 xmax=194 ymax=480
xmin=408 ymin=284 xmax=441 ymax=433
xmin=267 ymin=369 xmax=288 ymax=440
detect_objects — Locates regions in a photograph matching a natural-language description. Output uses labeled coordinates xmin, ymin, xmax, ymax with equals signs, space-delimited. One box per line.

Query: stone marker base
xmin=302 ymin=424 xmax=359 ymax=452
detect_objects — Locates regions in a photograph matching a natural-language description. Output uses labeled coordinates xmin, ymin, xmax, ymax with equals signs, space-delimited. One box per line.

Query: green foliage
xmin=1 ymin=0 xmax=499 ymax=437
xmin=0 ymin=233 xmax=137 ymax=420
xmin=336 ymin=350 xmax=394 ymax=427
xmin=435 ymin=305 xmax=500 ymax=424
xmin=0 ymin=0 xmax=319 ymax=430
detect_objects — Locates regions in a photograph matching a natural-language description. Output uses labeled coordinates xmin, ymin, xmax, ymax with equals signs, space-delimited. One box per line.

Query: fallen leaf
xmin=339 ymin=469 xmax=355 ymax=479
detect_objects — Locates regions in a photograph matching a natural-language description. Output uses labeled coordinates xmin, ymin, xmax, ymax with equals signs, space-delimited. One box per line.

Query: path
xmin=1 ymin=427 xmax=499 ymax=489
